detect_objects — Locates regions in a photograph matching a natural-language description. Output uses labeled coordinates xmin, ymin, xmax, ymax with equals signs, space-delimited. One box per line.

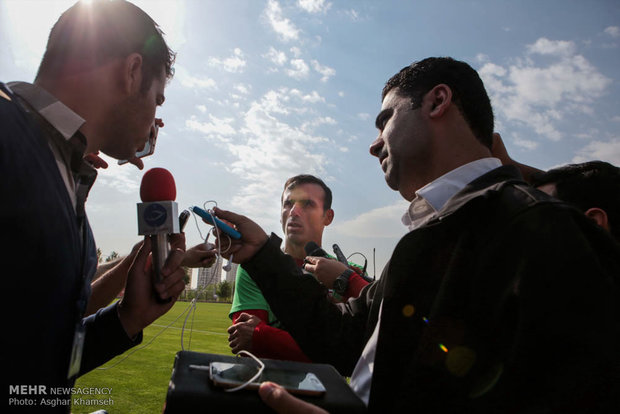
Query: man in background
xmin=227 ymin=174 xmax=368 ymax=361
xmin=533 ymin=161 xmax=620 ymax=242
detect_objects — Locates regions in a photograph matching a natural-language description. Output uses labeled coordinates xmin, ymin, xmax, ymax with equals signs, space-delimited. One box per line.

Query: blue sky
xmin=1 ymin=0 xmax=619 ymax=277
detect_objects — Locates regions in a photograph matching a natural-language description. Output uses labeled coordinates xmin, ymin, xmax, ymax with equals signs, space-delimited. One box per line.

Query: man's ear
xmin=427 ymin=84 xmax=452 ymax=118
xmin=584 ymin=207 xmax=610 ymax=231
xmin=122 ymin=53 xmax=144 ymax=95
xmin=323 ymin=209 xmax=334 ymax=226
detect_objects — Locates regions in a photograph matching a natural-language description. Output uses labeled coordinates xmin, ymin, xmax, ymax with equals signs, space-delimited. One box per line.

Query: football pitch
xmin=72 ymin=301 xmax=233 ymax=413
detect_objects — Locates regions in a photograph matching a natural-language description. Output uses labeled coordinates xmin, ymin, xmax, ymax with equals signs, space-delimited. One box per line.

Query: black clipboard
xmin=164 ymin=351 xmax=366 ymax=413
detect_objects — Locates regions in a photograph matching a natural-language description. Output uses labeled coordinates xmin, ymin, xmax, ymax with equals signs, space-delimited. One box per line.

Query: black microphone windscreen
xmin=304 ymin=241 xmax=328 ymax=258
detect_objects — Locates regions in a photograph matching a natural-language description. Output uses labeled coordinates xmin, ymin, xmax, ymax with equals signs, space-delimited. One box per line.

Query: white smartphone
xmin=209 ymin=362 xmax=326 ymax=396
xmin=118 ymin=122 xmax=158 ymax=165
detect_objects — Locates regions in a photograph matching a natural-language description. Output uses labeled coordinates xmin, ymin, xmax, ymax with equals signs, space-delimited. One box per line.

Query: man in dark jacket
xmin=213 ymin=57 xmax=620 ymax=413
xmin=3 ymin=1 xmax=186 ymax=412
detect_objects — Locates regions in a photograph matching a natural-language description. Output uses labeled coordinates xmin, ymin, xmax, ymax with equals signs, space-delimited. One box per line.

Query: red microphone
xmin=140 ymin=167 xmax=176 ymax=202
xmin=137 ymin=168 xmax=180 ymax=291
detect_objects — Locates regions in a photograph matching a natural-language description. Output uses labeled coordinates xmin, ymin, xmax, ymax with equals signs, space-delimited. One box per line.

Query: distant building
xmin=184 ymin=268 xmax=194 ymax=292
xmin=197 ymin=255 xmax=223 ymax=289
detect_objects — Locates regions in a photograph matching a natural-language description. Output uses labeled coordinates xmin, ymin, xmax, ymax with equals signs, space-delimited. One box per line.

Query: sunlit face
xmin=281 ymin=183 xmax=333 ymax=248
xmin=369 ymin=88 xmax=432 ymax=199
xmin=101 ymin=67 xmax=166 ymax=160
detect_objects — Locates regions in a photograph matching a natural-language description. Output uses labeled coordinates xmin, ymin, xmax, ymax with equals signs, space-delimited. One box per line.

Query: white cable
xmin=224 ymin=350 xmax=265 ymax=392
xmin=97 ymin=299 xmax=196 ymax=370
xmin=189 ymin=350 xmax=266 ymax=392
xmin=181 ymin=298 xmax=197 ymax=351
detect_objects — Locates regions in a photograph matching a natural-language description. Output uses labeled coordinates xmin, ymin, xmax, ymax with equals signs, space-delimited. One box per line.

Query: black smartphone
xmin=179 ymin=210 xmax=190 ymax=232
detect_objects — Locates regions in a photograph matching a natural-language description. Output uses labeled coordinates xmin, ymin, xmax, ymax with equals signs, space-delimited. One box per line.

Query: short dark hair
xmin=383 ymin=57 xmax=494 ymax=149
xmin=36 ymin=0 xmax=175 ymax=91
xmin=282 ymin=175 xmax=333 ymax=211
xmin=532 ymin=161 xmax=620 ymax=241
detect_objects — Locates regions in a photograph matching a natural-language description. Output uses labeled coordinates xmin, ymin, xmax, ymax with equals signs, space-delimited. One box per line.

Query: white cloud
xmin=234 ymin=83 xmax=251 ymax=95
xmin=221 ymin=90 xmax=332 ymax=220
xmin=290 ymin=89 xmax=325 ymax=103
xmin=290 ymin=46 xmax=302 ymax=58
xmin=604 ymin=26 xmax=620 ymax=38
xmin=208 ymin=48 xmax=247 ymax=73
xmin=301 ymin=116 xmax=336 ymax=132
xmin=186 ymin=114 xmax=236 ymax=143
xmin=513 ymin=136 xmax=539 ymax=151
xmin=261 ymin=88 xmax=294 ymax=114
xmin=93 ymin=159 xmax=141 ymax=195
xmin=526 ymin=37 xmax=576 ymax=56
xmin=298 ymin=0 xmax=332 ymax=14
xmin=175 ymin=66 xmax=217 ymax=89
xmin=344 ymin=9 xmax=361 ymax=22
xmin=357 ymin=113 xmax=371 ymax=121
xmin=196 ymin=105 xmax=207 ymax=113
xmin=573 ymin=139 xmax=620 ymax=165
xmin=333 ymin=201 xmax=410 ymax=238
xmin=264 ymin=47 xmax=287 ymax=66
xmin=311 ymin=59 xmax=336 ymax=82
xmin=475 ymin=53 xmax=490 ymax=64
xmin=479 ymin=38 xmax=611 ymax=142
xmin=287 ymin=58 xmax=310 ymax=80
xmin=265 ymin=0 xmax=300 ymax=42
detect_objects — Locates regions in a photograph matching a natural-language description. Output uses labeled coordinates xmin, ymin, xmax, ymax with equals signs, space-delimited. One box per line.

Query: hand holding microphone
xmin=303 ymin=242 xmax=348 ymax=289
xmin=117 ymin=167 xmax=187 ymax=338
xmin=137 ymin=168 xmax=183 ymax=301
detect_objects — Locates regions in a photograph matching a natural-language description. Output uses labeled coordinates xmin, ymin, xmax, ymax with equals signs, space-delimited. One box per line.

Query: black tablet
xmin=164 ymin=351 xmax=366 ymax=413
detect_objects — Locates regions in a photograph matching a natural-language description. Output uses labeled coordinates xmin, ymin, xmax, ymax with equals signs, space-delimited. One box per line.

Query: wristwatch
xmin=333 ymin=268 xmax=354 ymax=296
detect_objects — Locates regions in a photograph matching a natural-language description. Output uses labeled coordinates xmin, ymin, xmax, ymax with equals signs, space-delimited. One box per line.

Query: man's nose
xmin=369 ymin=136 xmax=383 ymax=157
xmin=290 ymin=202 xmax=302 ymax=216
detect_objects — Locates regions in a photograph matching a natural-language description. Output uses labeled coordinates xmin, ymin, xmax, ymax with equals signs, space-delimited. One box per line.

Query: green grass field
xmin=72 ymin=301 xmax=233 ymax=413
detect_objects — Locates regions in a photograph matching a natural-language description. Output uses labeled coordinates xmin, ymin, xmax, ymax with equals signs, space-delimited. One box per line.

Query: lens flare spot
xmin=439 ymin=343 xmax=449 ymax=353
xmin=445 ymin=346 xmax=477 ymax=377
xmin=402 ymin=304 xmax=415 ymax=317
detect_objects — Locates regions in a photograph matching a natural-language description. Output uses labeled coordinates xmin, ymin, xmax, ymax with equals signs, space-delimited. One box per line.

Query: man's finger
xmin=133 ymin=236 xmax=152 ymax=271
xmin=128 ymin=157 xmax=145 ymax=170
xmin=304 ymin=262 xmax=316 ymax=273
xmin=305 ymin=256 xmax=318 ymax=264
xmin=161 ymin=248 xmax=185 ymax=277
xmin=169 ymin=233 xmax=186 ymax=251
xmin=212 ymin=207 xmax=246 ymax=226
xmin=84 ymin=153 xmax=109 ymax=169
xmin=236 ymin=312 xmax=252 ymax=323
xmin=259 ymin=382 xmax=328 ymax=414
